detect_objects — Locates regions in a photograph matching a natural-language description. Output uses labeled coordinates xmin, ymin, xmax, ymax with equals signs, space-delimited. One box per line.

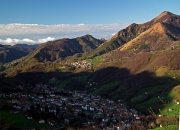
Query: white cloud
xmin=0 ymin=23 xmax=129 ymax=38
xmin=38 ymin=37 xmax=55 ymax=43
xmin=22 ymin=38 xmax=36 ymax=43
xmin=111 ymin=33 xmax=116 ymax=36
xmin=0 ymin=23 xmax=130 ymax=45
xmin=0 ymin=37 xmax=55 ymax=45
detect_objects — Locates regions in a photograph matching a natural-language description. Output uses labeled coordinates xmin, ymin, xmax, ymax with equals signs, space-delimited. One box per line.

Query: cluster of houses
xmin=72 ymin=60 xmax=92 ymax=69
xmin=0 ymin=84 xmax=142 ymax=130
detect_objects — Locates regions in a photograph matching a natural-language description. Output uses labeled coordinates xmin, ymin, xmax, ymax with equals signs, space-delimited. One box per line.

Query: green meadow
xmin=0 ymin=110 xmax=49 ymax=130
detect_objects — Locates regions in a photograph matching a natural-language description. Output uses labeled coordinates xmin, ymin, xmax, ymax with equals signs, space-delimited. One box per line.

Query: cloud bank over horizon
xmin=0 ymin=37 xmax=55 ymax=45
xmin=0 ymin=23 xmax=129 ymax=45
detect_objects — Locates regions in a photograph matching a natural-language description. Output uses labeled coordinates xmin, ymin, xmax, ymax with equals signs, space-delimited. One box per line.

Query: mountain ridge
xmin=14 ymin=44 xmax=40 ymax=49
xmin=0 ymin=44 xmax=33 ymax=63
xmin=3 ymin=11 xmax=180 ymax=76
xmin=33 ymin=34 xmax=103 ymax=62
xmin=91 ymin=11 xmax=180 ymax=56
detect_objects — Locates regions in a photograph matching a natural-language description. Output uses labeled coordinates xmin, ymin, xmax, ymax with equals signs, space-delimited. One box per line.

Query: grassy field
xmin=131 ymin=95 xmax=144 ymax=102
xmin=136 ymin=91 xmax=179 ymax=115
xmin=158 ymin=84 xmax=180 ymax=116
xmin=78 ymin=75 xmax=88 ymax=82
xmin=136 ymin=96 xmax=161 ymax=108
xmin=159 ymin=103 xmax=180 ymax=116
xmin=135 ymin=85 xmax=170 ymax=109
xmin=137 ymin=84 xmax=169 ymax=95
xmin=57 ymin=79 xmax=72 ymax=88
xmin=0 ymin=110 xmax=49 ymax=130
xmin=151 ymin=124 xmax=178 ymax=130
xmin=87 ymin=55 xmax=103 ymax=66
xmin=136 ymin=84 xmax=180 ymax=130
xmin=91 ymin=81 xmax=117 ymax=94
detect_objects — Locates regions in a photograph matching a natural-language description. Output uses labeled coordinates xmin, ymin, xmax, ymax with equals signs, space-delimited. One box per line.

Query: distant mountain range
xmin=14 ymin=44 xmax=40 ymax=49
xmin=0 ymin=44 xmax=34 ymax=63
xmin=0 ymin=34 xmax=103 ymax=64
xmin=3 ymin=34 xmax=104 ymax=74
xmin=3 ymin=11 xmax=180 ymax=75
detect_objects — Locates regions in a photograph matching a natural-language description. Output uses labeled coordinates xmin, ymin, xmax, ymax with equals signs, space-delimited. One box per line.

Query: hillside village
xmin=72 ymin=60 xmax=92 ymax=69
xmin=1 ymin=11 xmax=180 ymax=130
xmin=0 ymin=83 xmax=141 ymax=130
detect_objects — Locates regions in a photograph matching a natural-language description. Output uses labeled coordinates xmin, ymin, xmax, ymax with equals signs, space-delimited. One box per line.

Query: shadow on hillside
xmin=1 ymin=67 xmax=179 ymax=115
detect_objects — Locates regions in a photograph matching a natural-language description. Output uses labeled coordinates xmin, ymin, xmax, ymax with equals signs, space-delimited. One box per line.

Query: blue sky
xmin=0 ymin=0 xmax=180 ymax=45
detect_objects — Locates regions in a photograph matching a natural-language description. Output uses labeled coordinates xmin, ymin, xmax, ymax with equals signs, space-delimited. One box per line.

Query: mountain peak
xmin=160 ymin=11 xmax=173 ymax=16
xmin=82 ymin=34 xmax=93 ymax=38
xmin=153 ymin=11 xmax=177 ymax=23
xmin=76 ymin=34 xmax=94 ymax=40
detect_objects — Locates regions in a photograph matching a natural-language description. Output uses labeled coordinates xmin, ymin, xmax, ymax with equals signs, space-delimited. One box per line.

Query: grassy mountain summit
xmin=150 ymin=11 xmax=180 ymax=26
xmin=119 ymin=22 xmax=180 ymax=52
xmin=33 ymin=34 xmax=103 ymax=62
xmin=91 ymin=11 xmax=180 ymax=56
